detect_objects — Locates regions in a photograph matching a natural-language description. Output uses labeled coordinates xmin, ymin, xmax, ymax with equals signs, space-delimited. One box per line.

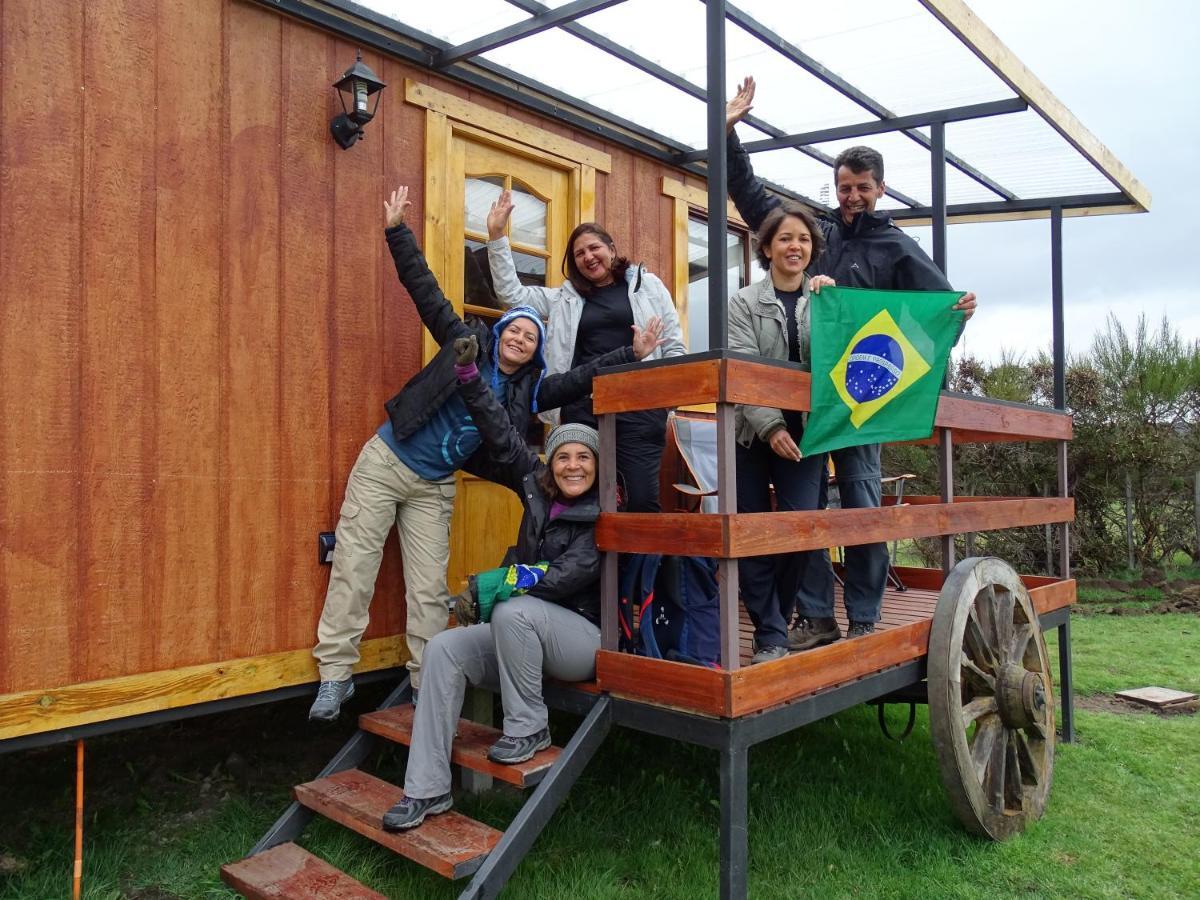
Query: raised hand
xmin=384 ymin=186 xmax=411 ymax=229
xmin=487 ymin=189 xmax=515 ymax=241
xmin=952 ymin=291 xmax=977 ymax=321
xmin=454 ymin=334 xmax=479 ymax=366
xmin=726 ymin=76 xmax=756 ymax=133
xmin=631 ymin=316 xmax=666 ymax=359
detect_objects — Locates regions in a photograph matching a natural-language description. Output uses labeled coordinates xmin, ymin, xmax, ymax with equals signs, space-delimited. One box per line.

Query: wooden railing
xmin=593 ymin=351 xmax=1075 ymax=671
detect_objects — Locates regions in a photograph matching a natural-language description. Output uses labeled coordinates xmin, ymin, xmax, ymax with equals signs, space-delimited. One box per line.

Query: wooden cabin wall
xmin=0 ymin=0 xmax=688 ymax=708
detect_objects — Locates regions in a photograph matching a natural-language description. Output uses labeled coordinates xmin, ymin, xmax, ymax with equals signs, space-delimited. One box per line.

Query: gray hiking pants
xmin=403 ymin=595 xmax=600 ymax=799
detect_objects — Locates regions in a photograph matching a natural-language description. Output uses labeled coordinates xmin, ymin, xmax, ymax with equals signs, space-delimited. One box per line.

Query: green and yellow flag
xmin=799 ymin=286 xmax=964 ymax=457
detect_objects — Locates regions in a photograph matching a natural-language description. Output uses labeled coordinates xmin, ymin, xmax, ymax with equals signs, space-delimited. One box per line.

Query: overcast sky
xmin=931 ymin=0 xmax=1200 ymax=364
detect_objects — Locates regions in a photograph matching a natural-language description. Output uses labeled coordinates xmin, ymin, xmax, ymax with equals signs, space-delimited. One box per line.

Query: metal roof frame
xmin=254 ymin=0 xmax=1149 ymax=390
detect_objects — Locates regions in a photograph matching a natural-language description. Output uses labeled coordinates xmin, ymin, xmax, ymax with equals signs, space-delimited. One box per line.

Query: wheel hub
xmin=996 ymin=663 xmax=1045 ymax=729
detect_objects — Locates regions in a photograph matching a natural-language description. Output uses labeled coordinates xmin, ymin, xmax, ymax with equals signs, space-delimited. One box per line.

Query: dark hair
xmin=833 ymin=145 xmax=885 ymax=185
xmin=536 ymin=445 xmax=599 ymax=503
xmin=753 ymin=203 xmax=825 ymax=271
xmin=563 ymin=223 xmax=631 ymax=297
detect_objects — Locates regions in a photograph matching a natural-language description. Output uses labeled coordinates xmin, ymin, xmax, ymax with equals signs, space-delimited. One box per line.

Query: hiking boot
xmin=381 ymin=793 xmax=453 ymax=831
xmin=788 ymin=617 xmax=842 ymax=651
xmin=750 ymin=643 xmax=789 ymax=665
xmin=307 ymin=678 xmax=355 ymax=722
xmin=487 ymin=727 xmax=551 ymax=765
xmin=848 ymin=621 xmax=876 ymax=638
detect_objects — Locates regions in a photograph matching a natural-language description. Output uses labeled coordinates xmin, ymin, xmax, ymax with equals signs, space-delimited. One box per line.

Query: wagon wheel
xmin=928 ymin=557 xmax=1055 ymax=841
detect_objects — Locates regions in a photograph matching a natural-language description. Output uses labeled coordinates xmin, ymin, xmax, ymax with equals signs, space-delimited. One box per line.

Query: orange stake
xmin=73 ymin=739 xmax=84 ymax=900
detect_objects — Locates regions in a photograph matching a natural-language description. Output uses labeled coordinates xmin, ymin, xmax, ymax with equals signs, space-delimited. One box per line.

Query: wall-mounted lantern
xmin=330 ymin=51 xmax=386 ymax=150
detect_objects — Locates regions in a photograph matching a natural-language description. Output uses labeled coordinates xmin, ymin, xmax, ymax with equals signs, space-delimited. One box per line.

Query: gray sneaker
xmin=381 ymin=793 xmax=453 ymax=831
xmin=788 ymin=617 xmax=842 ymax=652
xmin=750 ymin=644 xmax=789 ymax=665
xmin=487 ymin=727 xmax=551 ymax=764
xmin=308 ymin=678 xmax=355 ymax=722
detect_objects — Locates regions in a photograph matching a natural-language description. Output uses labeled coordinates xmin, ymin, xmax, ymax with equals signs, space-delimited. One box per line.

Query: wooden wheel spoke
xmin=1014 ymin=731 xmax=1042 ymax=788
xmin=1008 ymin=623 xmax=1033 ymax=668
xmin=1024 ymin=716 xmax=1048 ymax=743
xmin=961 ymin=695 xmax=998 ymax=729
xmin=970 ymin=716 xmax=1003 ymax=786
xmin=965 ymin=607 xmax=998 ymax=673
xmin=980 ymin=719 xmax=1008 ymax=812
xmin=1004 ymin=733 xmax=1024 ymax=812
xmin=992 ymin=588 xmax=1015 ymax=662
xmin=962 ymin=658 xmax=996 ymax=695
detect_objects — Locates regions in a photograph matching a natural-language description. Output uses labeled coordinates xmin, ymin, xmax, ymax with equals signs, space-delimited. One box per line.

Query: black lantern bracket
xmin=330 ymin=50 xmax=386 ymax=149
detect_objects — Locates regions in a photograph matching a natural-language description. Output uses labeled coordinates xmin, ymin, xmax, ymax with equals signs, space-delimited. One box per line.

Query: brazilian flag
xmin=799 ymin=286 xmax=964 ymax=457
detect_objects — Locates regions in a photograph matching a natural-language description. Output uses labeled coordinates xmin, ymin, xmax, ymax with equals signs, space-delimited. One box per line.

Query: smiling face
xmin=495 ymin=317 xmax=540 ymax=374
xmin=550 ymin=443 xmax=596 ymax=499
xmin=571 ymin=231 xmax=617 ymax=287
xmin=835 ymin=165 xmax=886 ymax=225
xmin=763 ymin=215 xmax=815 ymax=279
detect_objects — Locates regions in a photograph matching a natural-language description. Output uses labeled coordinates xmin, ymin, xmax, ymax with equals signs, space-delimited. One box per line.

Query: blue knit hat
xmin=491 ymin=306 xmax=548 ymax=410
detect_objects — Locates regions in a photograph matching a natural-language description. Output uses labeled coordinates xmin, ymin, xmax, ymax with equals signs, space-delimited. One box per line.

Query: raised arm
xmin=486 ymin=190 xmax=556 ymax=317
xmin=383 ymin=186 xmax=469 ymax=347
xmin=725 ymin=77 xmax=780 ymax=232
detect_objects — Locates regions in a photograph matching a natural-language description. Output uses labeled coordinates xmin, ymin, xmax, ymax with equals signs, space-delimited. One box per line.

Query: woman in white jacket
xmin=486 ymin=191 xmax=685 ymax=512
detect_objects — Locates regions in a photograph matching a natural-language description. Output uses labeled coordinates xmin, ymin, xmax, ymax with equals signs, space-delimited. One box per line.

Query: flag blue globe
xmin=845 ymin=334 xmax=904 ymax=402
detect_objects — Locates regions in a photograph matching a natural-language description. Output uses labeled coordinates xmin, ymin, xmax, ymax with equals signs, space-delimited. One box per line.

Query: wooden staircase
xmin=222 ymin=678 xmax=611 ymax=899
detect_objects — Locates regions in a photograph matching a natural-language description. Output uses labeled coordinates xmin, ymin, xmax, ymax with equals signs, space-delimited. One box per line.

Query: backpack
xmin=617 ymin=554 xmax=721 ymax=668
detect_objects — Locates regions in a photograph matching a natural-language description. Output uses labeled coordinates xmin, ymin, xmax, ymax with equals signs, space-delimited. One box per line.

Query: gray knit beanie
xmin=545 ymin=423 xmax=600 ymax=460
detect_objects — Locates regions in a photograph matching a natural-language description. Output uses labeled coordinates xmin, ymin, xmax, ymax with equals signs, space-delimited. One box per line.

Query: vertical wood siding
xmin=0 ymin=0 xmax=691 ymax=696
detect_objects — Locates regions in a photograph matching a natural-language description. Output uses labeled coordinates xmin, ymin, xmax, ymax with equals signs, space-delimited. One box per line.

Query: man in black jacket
xmin=724 ymin=78 xmax=976 ymax=649
xmin=309 ymin=187 xmax=662 ymax=721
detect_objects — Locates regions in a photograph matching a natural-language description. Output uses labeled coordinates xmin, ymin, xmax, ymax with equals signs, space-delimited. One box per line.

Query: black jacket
xmin=383 ymin=223 xmax=635 ymax=482
xmin=726 ymin=132 xmax=952 ymax=292
xmin=458 ymin=375 xmax=601 ymax=624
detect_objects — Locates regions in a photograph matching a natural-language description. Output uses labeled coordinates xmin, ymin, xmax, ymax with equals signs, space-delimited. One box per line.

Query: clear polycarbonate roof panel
xmin=356 ymin=0 xmax=524 ymax=45
xmin=945 ymin=111 xmax=1118 ymax=197
xmin=730 ymin=0 xmax=1016 ymax=115
xmin=347 ymin=0 xmax=1134 ymax=209
xmin=482 ymin=27 xmax=711 ymax=147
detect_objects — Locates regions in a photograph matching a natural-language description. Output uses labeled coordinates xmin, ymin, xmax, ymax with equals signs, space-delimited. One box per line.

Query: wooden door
xmin=435 ymin=135 xmax=573 ymax=591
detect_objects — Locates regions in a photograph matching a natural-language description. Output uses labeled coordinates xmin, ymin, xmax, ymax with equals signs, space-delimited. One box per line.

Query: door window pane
xmin=464 ymin=239 xmax=500 ymax=309
xmin=510 ymin=181 xmax=548 ymax=249
xmin=687 ymin=216 xmax=748 ymax=352
xmin=464 ymin=176 xmax=504 ymax=235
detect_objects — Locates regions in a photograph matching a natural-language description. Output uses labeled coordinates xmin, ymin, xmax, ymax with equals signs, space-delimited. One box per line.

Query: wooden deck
xmin=596 ymin=566 xmax=1075 ymax=719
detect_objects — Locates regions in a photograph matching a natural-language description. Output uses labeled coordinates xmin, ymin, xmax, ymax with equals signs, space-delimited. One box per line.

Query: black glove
xmin=454 ymin=334 xmax=479 ymax=366
xmin=453 ymin=585 xmax=479 ymax=626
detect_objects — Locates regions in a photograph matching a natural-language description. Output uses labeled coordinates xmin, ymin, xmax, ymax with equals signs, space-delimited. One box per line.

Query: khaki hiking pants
xmin=314 ymin=433 xmax=455 ymax=687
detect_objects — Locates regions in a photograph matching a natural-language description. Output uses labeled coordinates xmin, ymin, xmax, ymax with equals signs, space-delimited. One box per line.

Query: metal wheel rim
xmin=928 ymin=557 xmax=1056 ymax=840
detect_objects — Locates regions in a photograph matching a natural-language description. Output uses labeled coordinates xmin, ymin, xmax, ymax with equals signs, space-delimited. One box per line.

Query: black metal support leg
xmin=1057 ymin=620 xmax=1075 ymax=743
xmin=719 ymin=740 xmax=749 ymax=900
xmin=459 ymin=696 xmax=613 ymax=899
xmin=248 ymin=676 xmax=413 ymax=855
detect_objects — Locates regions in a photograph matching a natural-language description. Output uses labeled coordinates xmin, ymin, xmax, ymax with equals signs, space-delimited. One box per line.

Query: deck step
xmin=294 ymin=769 xmax=501 ymax=880
xmin=220 ymin=841 xmax=384 ymax=899
xmin=360 ymin=705 xmax=560 ymax=788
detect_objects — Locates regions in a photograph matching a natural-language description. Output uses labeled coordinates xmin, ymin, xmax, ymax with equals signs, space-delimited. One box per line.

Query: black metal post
xmin=930 ymin=121 xmax=947 ymax=275
xmin=719 ymin=740 xmax=749 ymax=900
xmin=706 ymin=0 xmax=728 ymax=351
xmin=1050 ymin=204 xmax=1075 ymax=742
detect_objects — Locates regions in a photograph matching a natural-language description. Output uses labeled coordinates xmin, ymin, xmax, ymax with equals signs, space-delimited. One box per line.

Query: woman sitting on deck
xmin=727 ymin=205 xmax=838 ymax=665
xmin=486 ymin=191 xmax=686 ymax=512
xmin=382 ymin=335 xmax=610 ymax=832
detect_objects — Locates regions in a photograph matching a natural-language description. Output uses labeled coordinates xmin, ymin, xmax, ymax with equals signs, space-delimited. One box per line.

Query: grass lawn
xmin=2 ymin=610 xmax=1197 ymax=899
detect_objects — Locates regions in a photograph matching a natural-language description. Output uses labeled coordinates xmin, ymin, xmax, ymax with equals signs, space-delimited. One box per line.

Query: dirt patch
xmin=1076 ymin=694 xmax=1199 ymax=717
